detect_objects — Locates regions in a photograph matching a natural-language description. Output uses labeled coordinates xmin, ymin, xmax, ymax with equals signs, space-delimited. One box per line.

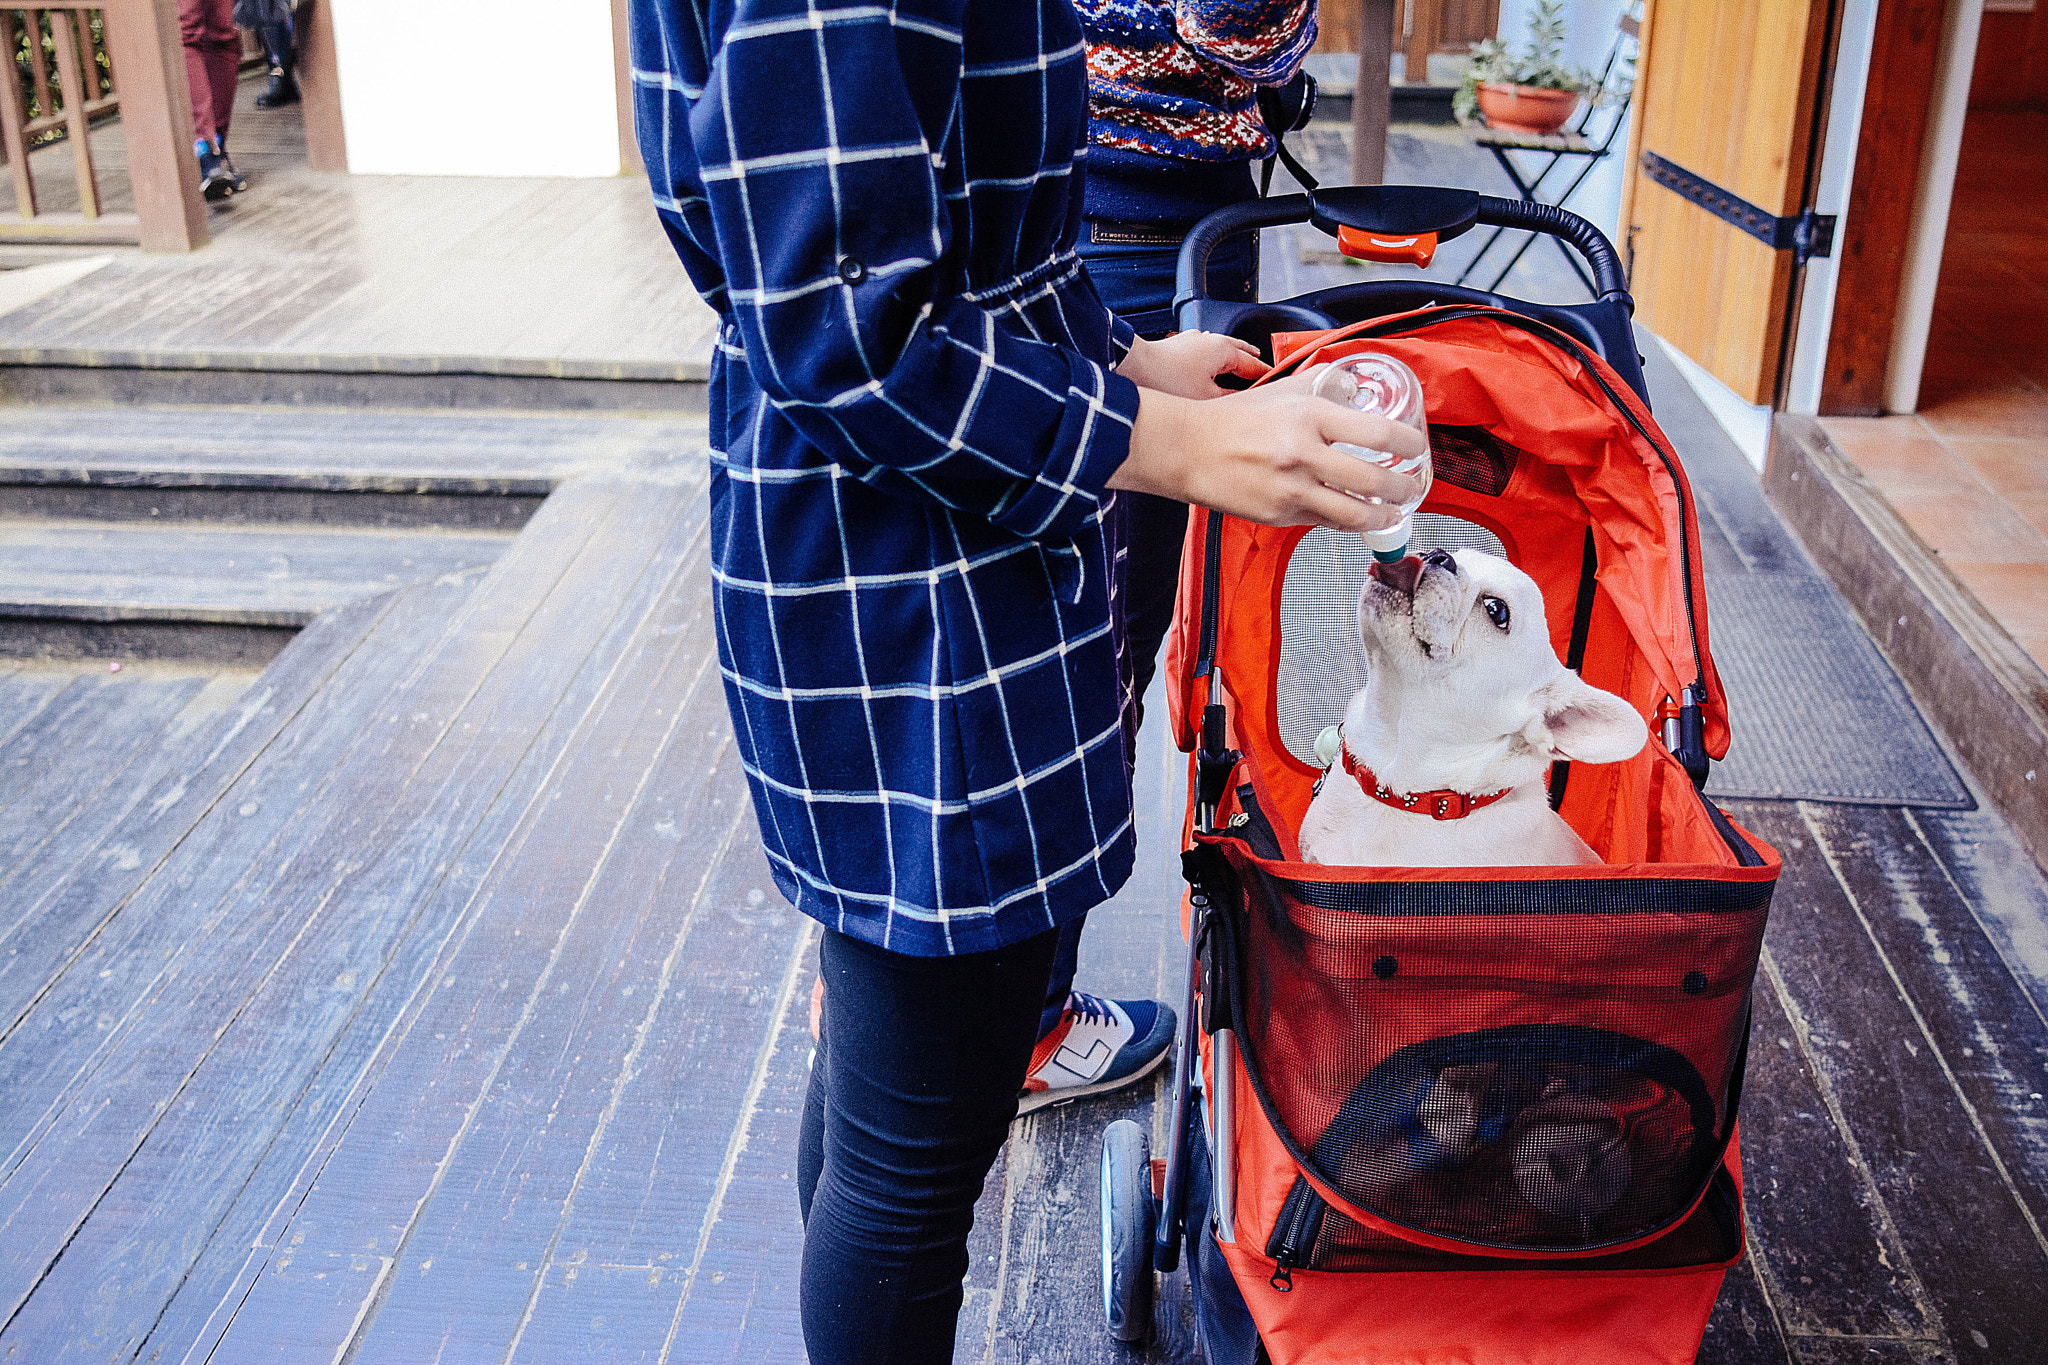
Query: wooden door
xmin=1620 ymin=0 xmax=1837 ymax=405
xmin=1313 ymin=1 xmax=1500 ymax=59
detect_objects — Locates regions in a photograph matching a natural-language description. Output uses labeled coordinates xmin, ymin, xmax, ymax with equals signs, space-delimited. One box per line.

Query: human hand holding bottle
xmin=1110 ymin=364 xmax=1428 ymax=532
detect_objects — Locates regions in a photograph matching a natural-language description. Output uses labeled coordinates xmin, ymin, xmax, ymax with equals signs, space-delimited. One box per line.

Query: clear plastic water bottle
xmin=1311 ymin=353 xmax=1432 ymax=562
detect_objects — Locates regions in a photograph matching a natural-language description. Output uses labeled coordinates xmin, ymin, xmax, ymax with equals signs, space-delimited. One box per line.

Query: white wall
xmin=1883 ymin=0 xmax=1984 ymax=413
xmin=330 ymin=0 xmax=622 ymax=177
xmin=1491 ymin=0 xmax=1636 ymax=243
xmin=1784 ymin=0 xmax=1881 ymax=416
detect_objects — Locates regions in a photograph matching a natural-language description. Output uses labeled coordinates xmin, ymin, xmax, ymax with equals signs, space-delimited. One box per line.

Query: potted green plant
xmin=1456 ymin=1 xmax=1599 ymax=136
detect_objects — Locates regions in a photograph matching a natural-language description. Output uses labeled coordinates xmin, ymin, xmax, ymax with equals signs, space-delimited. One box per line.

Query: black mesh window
xmin=1430 ymin=425 xmax=1524 ymax=497
xmin=1226 ymin=843 xmax=1768 ymax=1253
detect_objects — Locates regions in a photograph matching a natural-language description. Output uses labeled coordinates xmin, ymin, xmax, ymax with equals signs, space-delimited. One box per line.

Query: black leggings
xmin=798 ymin=924 xmax=1060 ymax=1364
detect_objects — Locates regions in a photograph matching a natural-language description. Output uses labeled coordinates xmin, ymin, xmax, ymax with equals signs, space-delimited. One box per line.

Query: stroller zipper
xmin=1262 ymin=1175 xmax=1328 ymax=1291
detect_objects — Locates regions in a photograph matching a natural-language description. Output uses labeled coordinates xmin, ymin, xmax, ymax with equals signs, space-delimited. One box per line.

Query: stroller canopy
xmin=1167 ymin=306 xmax=1736 ymax=865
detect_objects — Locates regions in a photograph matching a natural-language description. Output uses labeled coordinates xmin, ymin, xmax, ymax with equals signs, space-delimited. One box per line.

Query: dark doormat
xmin=1703 ymin=572 xmax=1970 ymax=807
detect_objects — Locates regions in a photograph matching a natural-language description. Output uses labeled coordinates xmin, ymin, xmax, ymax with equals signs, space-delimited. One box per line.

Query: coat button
xmin=1682 ymin=970 xmax=1708 ymax=995
xmin=1372 ymin=956 xmax=1397 ymax=980
xmin=837 ymin=255 xmax=866 ymax=284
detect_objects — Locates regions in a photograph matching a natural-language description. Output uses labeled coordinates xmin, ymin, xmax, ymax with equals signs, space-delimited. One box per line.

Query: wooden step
xmin=0 ymin=405 xmax=709 ymax=495
xmin=0 ymin=518 xmax=515 ymax=627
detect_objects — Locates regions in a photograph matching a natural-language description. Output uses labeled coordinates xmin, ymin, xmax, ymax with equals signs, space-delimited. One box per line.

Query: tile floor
xmin=1817 ymin=110 xmax=2048 ymax=670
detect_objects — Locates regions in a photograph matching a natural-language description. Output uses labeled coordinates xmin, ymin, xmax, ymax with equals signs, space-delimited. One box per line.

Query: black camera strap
xmin=1256 ymin=71 xmax=1320 ymax=197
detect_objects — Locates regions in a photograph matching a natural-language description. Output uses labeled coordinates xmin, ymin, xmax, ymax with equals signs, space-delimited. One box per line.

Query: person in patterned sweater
xmin=1017 ymin=0 xmax=1320 ymax=1116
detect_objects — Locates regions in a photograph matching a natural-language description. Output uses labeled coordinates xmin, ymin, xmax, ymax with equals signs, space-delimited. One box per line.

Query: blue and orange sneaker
xmin=1017 ymin=991 xmax=1176 ymax=1116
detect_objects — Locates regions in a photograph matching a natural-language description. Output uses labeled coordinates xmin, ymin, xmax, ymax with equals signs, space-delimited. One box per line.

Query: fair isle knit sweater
xmin=1079 ymin=0 xmax=1318 ymax=224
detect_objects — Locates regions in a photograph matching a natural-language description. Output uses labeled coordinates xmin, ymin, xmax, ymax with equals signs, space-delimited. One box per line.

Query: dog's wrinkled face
xmin=1360 ymin=548 xmax=1645 ymax=767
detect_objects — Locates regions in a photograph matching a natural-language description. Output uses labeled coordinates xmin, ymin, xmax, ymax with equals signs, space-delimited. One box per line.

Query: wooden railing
xmin=0 ymin=0 xmax=204 ymax=250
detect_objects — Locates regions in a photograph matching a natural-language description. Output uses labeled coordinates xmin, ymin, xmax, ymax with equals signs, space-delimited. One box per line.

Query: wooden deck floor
xmin=0 ymin=74 xmax=720 ymax=380
xmin=0 ymin=108 xmax=2043 ymax=1365
xmin=0 ymin=388 xmax=2042 ymax=1364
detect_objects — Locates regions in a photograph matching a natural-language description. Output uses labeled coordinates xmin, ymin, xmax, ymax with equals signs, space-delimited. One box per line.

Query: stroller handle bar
xmin=1174 ymin=186 xmax=1630 ymax=320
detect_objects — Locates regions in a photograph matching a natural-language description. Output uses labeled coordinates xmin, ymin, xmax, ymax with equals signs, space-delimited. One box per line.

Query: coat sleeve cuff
xmin=986 ymin=360 xmax=1142 ymax=547
xmin=1109 ymin=313 xmax=1137 ymax=365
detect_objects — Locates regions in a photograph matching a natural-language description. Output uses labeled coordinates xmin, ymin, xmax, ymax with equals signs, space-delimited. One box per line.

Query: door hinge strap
xmin=1641 ymin=151 xmax=1837 ymax=264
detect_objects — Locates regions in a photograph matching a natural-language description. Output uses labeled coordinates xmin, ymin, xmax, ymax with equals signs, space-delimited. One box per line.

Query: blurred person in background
xmin=180 ymin=0 xmax=245 ymax=199
xmin=236 ymin=0 xmax=300 ymax=109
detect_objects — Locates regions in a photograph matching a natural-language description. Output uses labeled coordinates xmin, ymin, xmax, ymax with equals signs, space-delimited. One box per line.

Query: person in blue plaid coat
xmin=629 ymin=1 xmax=1424 ymax=1357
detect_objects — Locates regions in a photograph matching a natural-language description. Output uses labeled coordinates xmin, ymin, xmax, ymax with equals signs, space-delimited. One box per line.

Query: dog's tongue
xmin=1370 ymin=554 xmax=1424 ymax=597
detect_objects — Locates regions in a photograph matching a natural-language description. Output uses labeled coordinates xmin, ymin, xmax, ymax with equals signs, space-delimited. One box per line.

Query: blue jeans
xmin=799 ymin=924 xmax=1060 ymax=1364
xmin=258 ymin=15 xmax=292 ymax=68
xmin=1037 ymin=224 xmax=1259 ymax=1036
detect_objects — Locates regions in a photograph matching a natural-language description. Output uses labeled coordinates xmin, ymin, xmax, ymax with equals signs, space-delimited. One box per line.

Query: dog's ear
xmin=1524 ymin=674 xmax=1648 ymax=764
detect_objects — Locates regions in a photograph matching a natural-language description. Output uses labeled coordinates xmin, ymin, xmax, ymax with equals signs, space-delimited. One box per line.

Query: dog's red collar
xmin=1339 ymin=746 xmax=1511 ymax=821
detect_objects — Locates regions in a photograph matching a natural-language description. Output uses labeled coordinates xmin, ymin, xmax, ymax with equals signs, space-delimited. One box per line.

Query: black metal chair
xmin=1454 ymin=10 xmax=1639 ymax=298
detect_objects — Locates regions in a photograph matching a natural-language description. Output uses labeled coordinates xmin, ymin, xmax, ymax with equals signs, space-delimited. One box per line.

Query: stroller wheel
xmin=1100 ymin=1119 xmax=1156 ymax=1342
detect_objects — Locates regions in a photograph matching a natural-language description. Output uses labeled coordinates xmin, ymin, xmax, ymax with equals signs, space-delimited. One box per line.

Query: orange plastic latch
xmin=1336 ymin=225 xmax=1439 ymax=268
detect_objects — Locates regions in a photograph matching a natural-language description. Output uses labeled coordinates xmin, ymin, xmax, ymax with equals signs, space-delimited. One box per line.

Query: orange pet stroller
xmin=1096 ymin=187 xmax=1781 ymax=1364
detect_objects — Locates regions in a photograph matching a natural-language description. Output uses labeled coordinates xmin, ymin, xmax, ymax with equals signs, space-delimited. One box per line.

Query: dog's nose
xmin=1423 ymin=548 xmax=1457 ymax=573
xmin=1369 ymin=554 xmax=1424 ymax=597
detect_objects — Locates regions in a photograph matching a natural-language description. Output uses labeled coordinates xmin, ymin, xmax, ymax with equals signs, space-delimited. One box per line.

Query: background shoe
xmin=218 ymin=148 xmax=248 ymax=196
xmin=1017 ymin=991 xmax=1175 ymax=1116
xmin=255 ymin=65 xmax=299 ymax=109
xmin=196 ymin=141 xmax=236 ymax=201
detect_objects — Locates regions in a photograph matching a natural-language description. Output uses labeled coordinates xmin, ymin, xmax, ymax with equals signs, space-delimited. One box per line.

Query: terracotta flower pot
xmin=1475 ymin=81 xmax=1580 ymax=136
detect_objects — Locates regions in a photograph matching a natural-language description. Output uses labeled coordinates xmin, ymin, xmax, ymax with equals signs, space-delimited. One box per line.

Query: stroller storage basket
xmin=1206 ymin=813 xmax=1770 ymax=1258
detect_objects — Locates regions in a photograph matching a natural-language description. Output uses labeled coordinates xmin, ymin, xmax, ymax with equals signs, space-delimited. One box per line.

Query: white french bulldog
xmin=1297 ymin=548 xmax=1648 ymax=868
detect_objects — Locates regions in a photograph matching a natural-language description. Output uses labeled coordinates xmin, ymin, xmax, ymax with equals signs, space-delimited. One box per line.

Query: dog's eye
xmin=1481 ymin=596 xmax=1511 ymax=631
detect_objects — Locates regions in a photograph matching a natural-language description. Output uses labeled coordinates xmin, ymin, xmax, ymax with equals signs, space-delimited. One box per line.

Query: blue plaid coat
xmin=631 ymin=0 xmax=1146 ymax=955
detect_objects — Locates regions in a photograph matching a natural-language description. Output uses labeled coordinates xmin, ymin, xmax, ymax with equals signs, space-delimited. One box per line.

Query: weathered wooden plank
xmin=1907 ymin=807 xmax=2048 ymax=1037
xmin=0 ymin=676 xmax=112 ymax=806
xmin=1700 ymin=1243 xmax=1796 ymax=1365
xmin=0 ymin=675 xmax=206 ymax=880
xmin=0 ymin=484 xmax=642 ymax=1302
xmin=0 ymin=667 xmax=68 ymax=748
xmin=0 ymin=477 xmax=691 ymax=1356
xmin=1786 ymin=1337 xmax=1949 ymax=1364
xmin=978 ymin=1080 xmax=1181 ymax=1365
xmin=0 ymin=587 xmax=410 ymax=1035
xmin=0 ymin=579 xmax=489 ymax=1326
xmin=1733 ymin=800 xmax=2048 ymax=1363
xmin=492 ymin=835 xmax=803 ymax=1361
xmin=120 ymin=490 xmax=714 ymax=1365
xmin=0 ymin=164 xmax=717 ymax=378
xmin=586 ymin=917 xmax=816 ymax=1365
xmin=197 ymin=516 xmax=735 ymax=1362
xmin=197 ymin=822 xmax=800 ymax=1365
xmin=0 ymin=670 xmax=257 ymax=899
xmin=1799 ymin=804 xmax=2048 ymax=1237
xmin=0 ymin=405 xmax=706 ymax=495
xmin=1730 ymin=955 xmax=1932 ymax=1340
xmin=0 ymin=520 xmax=513 ymax=625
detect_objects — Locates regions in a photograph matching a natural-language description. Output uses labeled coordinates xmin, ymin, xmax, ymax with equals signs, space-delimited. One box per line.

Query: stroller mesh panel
xmin=1429 ymin=425 xmax=1526 ymax=498
xmin=1282 ymin=874 xmax=1772 ymax=918
xmin=1274 ymin=517 xmax=1506 ymax=766
xmin=1229 ymin=847 xmax=1764 ymax=1252
xmin=1304 ymin=1163 xmax=1742 ymax=1273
